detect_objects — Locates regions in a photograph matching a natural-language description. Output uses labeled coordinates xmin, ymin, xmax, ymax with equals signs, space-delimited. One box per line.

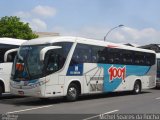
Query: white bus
xmin=10 ymin=36 xmax=156 ymax=101
xmin=156 ymin=53 xmax=160 ymax=88
xmin=0 ymin=38 xmax=26 ymax=96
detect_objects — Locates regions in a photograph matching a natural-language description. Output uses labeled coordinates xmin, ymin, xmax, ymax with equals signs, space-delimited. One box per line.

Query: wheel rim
xmin=68 ymin=87 xmax=77 ymax=98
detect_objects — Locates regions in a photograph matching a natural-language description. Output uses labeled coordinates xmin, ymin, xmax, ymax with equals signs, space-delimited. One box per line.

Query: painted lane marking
xmin=83 ymin=109 xmax=119 ymax=120
xmin=7 ymin=105 xmax=53 ymax=114
xmin=155 ymin=97 xmax=160 ymax=100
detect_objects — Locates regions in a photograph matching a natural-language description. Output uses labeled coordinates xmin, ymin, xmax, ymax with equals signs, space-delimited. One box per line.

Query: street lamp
xmin=104 ymin=24 xmax=124 ymax=41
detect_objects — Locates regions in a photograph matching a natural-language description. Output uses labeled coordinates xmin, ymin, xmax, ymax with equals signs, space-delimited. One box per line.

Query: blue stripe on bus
xmin=98 ymin=64 xmax=150 ymax=92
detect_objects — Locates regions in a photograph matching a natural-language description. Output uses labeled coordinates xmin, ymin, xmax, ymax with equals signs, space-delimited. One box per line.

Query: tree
xmin=0 ymin=16 xmax=38 ymax=40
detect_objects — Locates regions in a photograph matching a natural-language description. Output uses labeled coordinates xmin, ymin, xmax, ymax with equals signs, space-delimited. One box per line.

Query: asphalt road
xmin=0 ymin=88 xmax=160 ymax=120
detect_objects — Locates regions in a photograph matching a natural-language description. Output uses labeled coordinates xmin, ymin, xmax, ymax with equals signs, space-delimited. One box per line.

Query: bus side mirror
xmin=4 ymin=48 xmax=18 ymax=62
xmin=40 ymin=46 xmax=62 ymax=61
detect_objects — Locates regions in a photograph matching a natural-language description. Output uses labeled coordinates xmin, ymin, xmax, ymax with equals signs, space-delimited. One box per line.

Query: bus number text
xmin=108 ymin=66 xmax=126 ymax=81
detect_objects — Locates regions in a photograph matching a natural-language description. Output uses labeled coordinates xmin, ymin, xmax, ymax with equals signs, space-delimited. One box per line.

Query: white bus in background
xmin=10 ymin=36 xmax=156 ymax=101
xmin=156 ymin=53 xmax=160 ymax=88
xmin=0 ymin=38 xmax=26 ymax=96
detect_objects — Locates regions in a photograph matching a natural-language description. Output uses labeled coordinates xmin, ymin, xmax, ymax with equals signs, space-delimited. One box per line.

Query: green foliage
xmin=0 ymin=16 xmax=38 ymax=40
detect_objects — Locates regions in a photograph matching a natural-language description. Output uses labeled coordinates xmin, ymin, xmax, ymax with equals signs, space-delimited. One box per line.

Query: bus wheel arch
xmin=0 ymin=80 xmax=5 ymax=96
xmin=66 ymin=81 xmax=81 ymax=101
xmin=133 ymin=79 xmax=142 ymax=94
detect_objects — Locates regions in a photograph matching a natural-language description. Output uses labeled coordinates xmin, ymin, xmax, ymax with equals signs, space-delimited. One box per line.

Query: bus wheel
xmin=66 ymin=83 xmax=79 ymax=102
xmin=0 ymin=86 xmax=3 ymax=97
xmin=133 ymin=81 xmax=141 ymax=94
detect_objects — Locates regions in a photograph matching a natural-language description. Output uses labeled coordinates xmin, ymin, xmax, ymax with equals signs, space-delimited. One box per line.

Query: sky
xmin=0 ymin=0 xmax=160 ymax=45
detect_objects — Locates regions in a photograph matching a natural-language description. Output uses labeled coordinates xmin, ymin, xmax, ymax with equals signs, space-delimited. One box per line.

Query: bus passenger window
xmin=70 ymin=43 xmax=91 ymax=65
xmin=99 ymin=57 xmax=106 ymax=63
xmin=122 ymin=50 xmax=133 ymax=65
xmin=108 ymin=57 xmax=114 ymax=63
xmin=7 ymin=51 xmax=17 ymax=62
xmin=7 ymin=54 xmax=13 ymax=62
xmin=47 ymin=53 xmax=59 ymax=72
xmin=92 ymin=56 xmax=97 ymax=63
xmin=83 ymin=55 xmax=88 ymax=62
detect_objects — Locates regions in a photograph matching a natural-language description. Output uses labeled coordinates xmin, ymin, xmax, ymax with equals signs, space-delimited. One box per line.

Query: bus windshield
xmin=13 ymin=45 xmax=47 ymax=80
xmin=12 ymin=42 xmax=73 ymax=81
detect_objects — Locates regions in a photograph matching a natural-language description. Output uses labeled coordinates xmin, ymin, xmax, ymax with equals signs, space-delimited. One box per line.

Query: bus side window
xmin=70 ymin=44 xmax=91 ymax=66
xmin=146 ymin=53 xmax=156 ymax=66
xmin=134 ymin=52 xmax=151 ymax=66
xmin=108 ymin=56 xmax=114 ymax=63
xmin=92 ymin=56 xmax=97 ymax=63
xmin=7 ymin=51 xmax=17 ymax=62
xmin=46 ymin=51 xmax=59 ymax=73
xmin=134 ymin=52 xmax=141 ymax=65
xmin=122 ymin=50 xmax=133 ymax=65
xmin=157 ymin=59 xmax=160 ymax=70
xmin=81 ymin=46 xmax=91 ymax=63
xmin=91 ymin=46 xmax=103 ymax=63
xmin=97 ymin=47 xmax=107 ymax=63
xmin=99 ymin=56 xmax=106 ymax=63
xmin=0 ymin=50 xmax=3 ymax=63
xmin=150 ymin=54 xmax=156 ymax=65
xmin=83 ymin=55 xmax=88 ymax=62
xmin=107 ymin=48 xmax=121 ymax=64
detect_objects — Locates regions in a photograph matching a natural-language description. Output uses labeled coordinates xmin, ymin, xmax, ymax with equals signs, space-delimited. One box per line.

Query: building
xmin=35 ymin=32 xmax=60 ymax=38
xmin=139 ymin=44 xmax=160 ymax=53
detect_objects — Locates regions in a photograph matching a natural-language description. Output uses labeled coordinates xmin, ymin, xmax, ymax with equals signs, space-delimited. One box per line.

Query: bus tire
xmin=133 ymin=81 xmax=141 ymax=94
xmin=0 ymin=85 xmax=3 ymax=97
xmin=66 ymin=83 xmax=79 ymax=102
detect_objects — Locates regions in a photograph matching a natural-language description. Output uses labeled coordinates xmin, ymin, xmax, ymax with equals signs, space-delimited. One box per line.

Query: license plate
xmin=18 ymin=91 xmax=24 ymax=95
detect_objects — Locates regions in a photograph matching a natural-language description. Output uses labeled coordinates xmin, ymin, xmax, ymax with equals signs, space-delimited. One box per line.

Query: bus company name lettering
xmin=108 ymin=65 xmax=126 ymax=81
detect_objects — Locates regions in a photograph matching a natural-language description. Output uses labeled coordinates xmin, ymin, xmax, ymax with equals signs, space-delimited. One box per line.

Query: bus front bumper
xmin=10 ymin=80 xmax=46 ymax=97
xmin=10 ymin=86 xmax=45 ymax=97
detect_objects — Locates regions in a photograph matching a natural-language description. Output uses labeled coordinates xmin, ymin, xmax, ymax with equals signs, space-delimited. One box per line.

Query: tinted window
xmin=0 ymin=44 xmax=18 ymax=63
xmin=145 ymin=53 xmax=155 ymax=66
xmin=70 ymin=43 xmax=155 ymax=66
xmin=134 ymin=52 xmax=144 ymax=65
xmin=121 ymin=50 xmax=133 ymax=64
xmin=70 ymin=44 xmax=91 ymax=65
xmin=52 ymin=42 xmax=73 ymax=60
xmin=46 ymin=42 xmax=73 ymax=74
xmin=133 ymin=52 xmax=155 ymax=66
xmin=107 ymin=48 xmax=122 ymax=64
xmin=7 ymin=51 xmax=17 ymax=62
xmin=92 ymin=46 xmax=105 ymax=63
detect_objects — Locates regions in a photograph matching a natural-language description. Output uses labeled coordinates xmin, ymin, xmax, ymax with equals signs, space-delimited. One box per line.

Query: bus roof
xmin=0 ymin=38 xmax=26 ymax=45
xmin=21 ymin=36 xmax=155 ymax=54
